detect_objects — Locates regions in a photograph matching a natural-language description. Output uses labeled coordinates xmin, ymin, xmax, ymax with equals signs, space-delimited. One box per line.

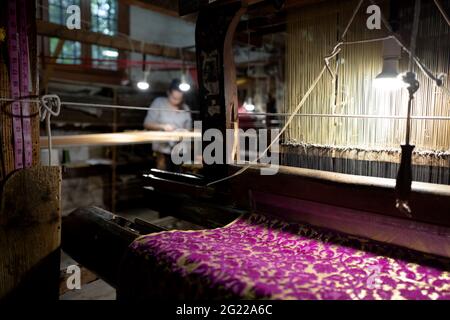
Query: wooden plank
xmin=44 ymin=67 xmax=125 ymax=86
xmin=230 ymin=164 xmax=450 ymax=228
xmin=36 ymin=20 xmax=196 ymax=61
xmin=40 ymin=131 xmax=201 ymax=148
xmin=0 ymin=166 xmax=62 ymax=300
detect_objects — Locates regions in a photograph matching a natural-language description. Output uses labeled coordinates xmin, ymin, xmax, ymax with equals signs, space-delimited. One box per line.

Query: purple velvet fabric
xmin=127 ymin=214 xmax=450 ymax=300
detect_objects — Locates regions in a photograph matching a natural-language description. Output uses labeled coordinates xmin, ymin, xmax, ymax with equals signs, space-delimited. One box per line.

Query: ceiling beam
xmin=36 ymin=20 xmax=196 ymax=61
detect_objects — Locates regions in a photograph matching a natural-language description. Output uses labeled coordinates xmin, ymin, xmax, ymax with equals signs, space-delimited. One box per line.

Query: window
xmin=48 ymin=0 xmax=82 ymax=64
xmin=49 ymin=38 xmax=82 ymax=64
xmin=46 ymin=0 xmax=120 ymax=69
xmin=48 ymin=0 xmax=80 ymax=25
xmin=91 ymin=0 xmax=118 ymax=35
xmin=91 ymin=0 xmax=119 ymax=70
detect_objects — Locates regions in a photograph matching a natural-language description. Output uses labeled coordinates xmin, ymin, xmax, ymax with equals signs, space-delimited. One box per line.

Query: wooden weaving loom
xmin=63 ymin=0 xmax=450 ymax=300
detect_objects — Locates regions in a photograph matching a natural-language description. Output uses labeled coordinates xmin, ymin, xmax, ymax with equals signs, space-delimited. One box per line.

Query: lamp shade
xmin=373 ymin=38 xmax=404 ymax=90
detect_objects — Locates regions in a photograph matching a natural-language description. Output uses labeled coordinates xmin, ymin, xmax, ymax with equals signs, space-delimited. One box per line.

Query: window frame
xmin=39 ymin=0 xmax=129 ymax=84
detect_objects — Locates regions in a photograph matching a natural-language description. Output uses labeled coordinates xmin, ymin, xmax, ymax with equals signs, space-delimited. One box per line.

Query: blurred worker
xmin=144 ymin=79 xmax=192 ymax=170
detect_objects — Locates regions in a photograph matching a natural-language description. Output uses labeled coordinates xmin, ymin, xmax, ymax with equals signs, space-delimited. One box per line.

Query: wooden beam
xmin=40 ymin=131 xmax=201 ymax=148
xmin=36 ymin=20 xmax=196 ymax=61
xmin=231 ymin=164 xmax=450 ymax=228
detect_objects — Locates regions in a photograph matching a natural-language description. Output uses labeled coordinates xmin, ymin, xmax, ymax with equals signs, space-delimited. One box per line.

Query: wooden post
xmin=0 ymin=0 xmax=41 ymax=178
xmin=0 ymin=1 xmax=62 ymax=300
xmin=111 ymin=89 xmax=118 ymax=214
xmin=0 ymin=166 xmax=62 ymax=300
xmin=195 ymin=3 xmax=245 ymax=180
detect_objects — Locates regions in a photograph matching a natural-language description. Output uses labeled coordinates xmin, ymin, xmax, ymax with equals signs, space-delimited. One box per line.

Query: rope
xmin=0 ymin=95 xmax=61 ymax=166
xmin=434 ymin=0 xmax=450 ymax=27
xmin=0 ymin=95 xmax=41 ymax=118
xmin=0 ymin=94 xmax=200 ymax=166
xmin=0 ymin=98 xmax=200 ymax=114
xmin=409 ymin=0 xmax=422 ymax=72
xmin=341 ymin=0 xmax=365 ymax=40
xmin=207 ymin=65 xmax=328 ymax=186
xmin=39 ymin=95 xmax=61 ymax=166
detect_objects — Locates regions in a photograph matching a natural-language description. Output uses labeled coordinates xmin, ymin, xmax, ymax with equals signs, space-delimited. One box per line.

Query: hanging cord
xmin=405 ymin=0 xmax=422 ymax=145
xmin=341 ymin=0 xmax=365 ymax=40
xmin=409 ymin=0 xmax=421 ymax=73
xmin=434 ymin=0 xmax=450 ymax=27
xmin=39 ymin=95 xmax=61 ymax=166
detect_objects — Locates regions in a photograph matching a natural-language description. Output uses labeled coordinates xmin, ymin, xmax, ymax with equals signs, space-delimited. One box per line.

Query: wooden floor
xmin=59 ymin=251 xmax=116 ymax=300
xmin=60 ymin=279 xmax=116 ymax=300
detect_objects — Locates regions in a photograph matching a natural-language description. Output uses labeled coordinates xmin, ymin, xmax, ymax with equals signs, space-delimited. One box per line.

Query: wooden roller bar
xmin=40 ymin=131 xmax=201 ymax=148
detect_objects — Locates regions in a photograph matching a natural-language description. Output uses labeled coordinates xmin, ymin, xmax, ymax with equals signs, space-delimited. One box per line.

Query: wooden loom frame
xmin=190 ymin=0 xmax=450 ymax=257
xmin=56 ymin=1 xmax=450 ymax=291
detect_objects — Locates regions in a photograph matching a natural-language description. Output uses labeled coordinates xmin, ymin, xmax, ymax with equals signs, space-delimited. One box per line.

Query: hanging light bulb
xmin=179 ymin=73 xmax=191 ymax=92
xmin=137 ymin=80 xmax=149 ymax=90
xmin=137 ymin=54 xmax=150 ymax=91
xmin=137 ymin=70 xmax=150 ymax=90
xmin=243 ymin=97 xmax=255 ymax=111
xmin=137 ymin=70 xmax=150 ymax=91
xmin=373 ymin=38 xmax=405 ymax=90
xmin=242 ymin=19 xmax=255 ymax=112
